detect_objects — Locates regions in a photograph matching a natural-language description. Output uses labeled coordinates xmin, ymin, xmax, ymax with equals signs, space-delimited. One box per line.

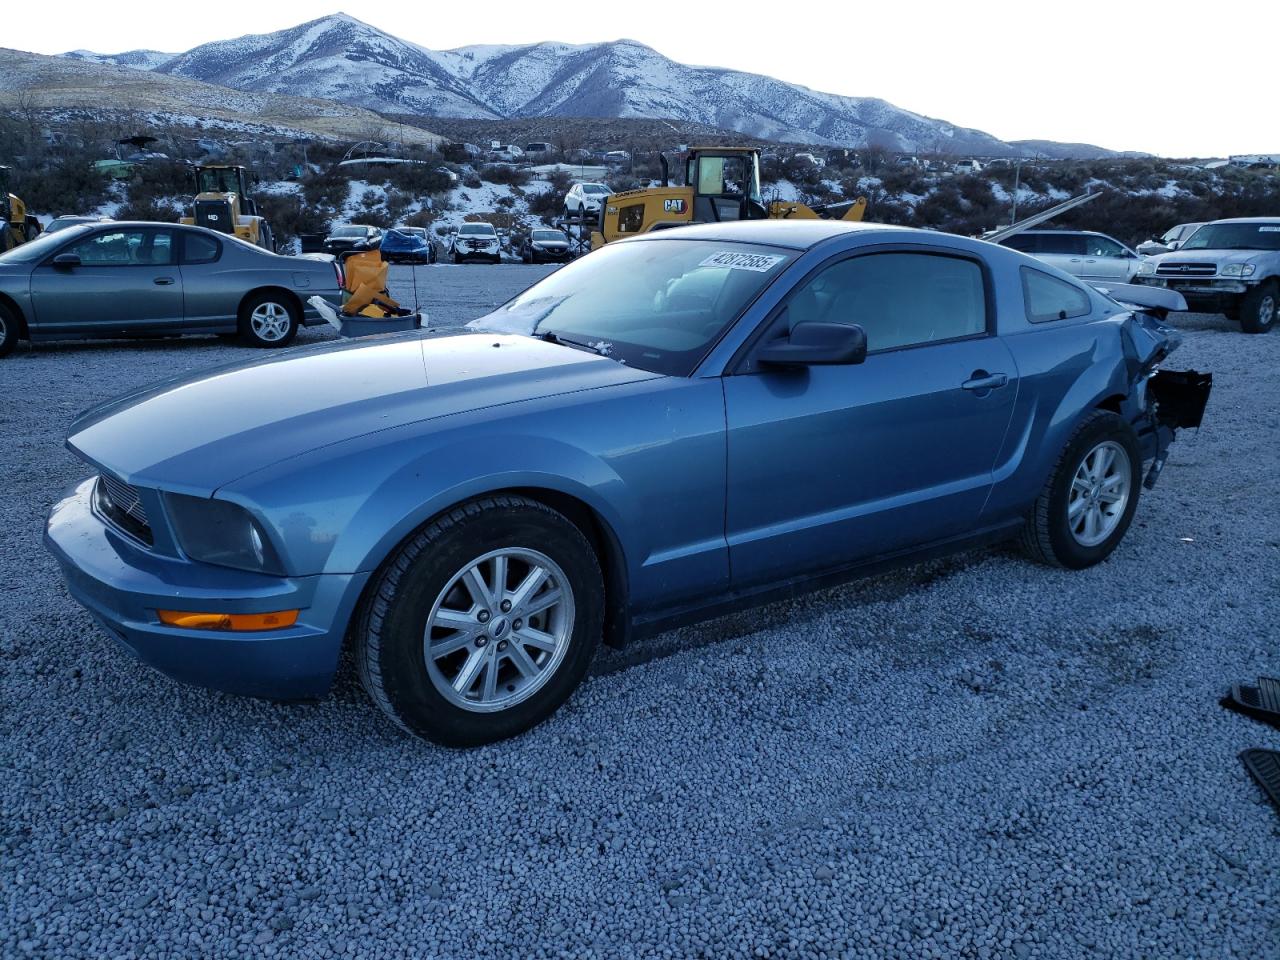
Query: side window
xmin=1038 ymin=233 xmax=1086 ymax=255
xmin=1002 ymin=235 xmax=1038 ymax=253
xmin=784 ymin=252 xmax=988 ymax=352
xmin=183 ymin=232 xmax=221 ymax=264
xmin=617 ymin=203 xmax=645 ymax=234
xmin=1085 ymin=235 xmax=1125 ymax=257
xmin=1022 ymin=267 xmax=1091 ymax=323
xmin=62 ymin=229 xmax=174 ymax=266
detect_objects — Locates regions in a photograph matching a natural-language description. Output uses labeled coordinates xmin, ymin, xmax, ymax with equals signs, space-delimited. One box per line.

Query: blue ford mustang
xmin=45 ymin=221 xmax=1209 ymax=746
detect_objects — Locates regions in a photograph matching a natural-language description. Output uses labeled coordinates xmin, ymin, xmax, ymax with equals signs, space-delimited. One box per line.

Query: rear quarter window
xmin=1021 ymin=267 xmax=1091 ymax=323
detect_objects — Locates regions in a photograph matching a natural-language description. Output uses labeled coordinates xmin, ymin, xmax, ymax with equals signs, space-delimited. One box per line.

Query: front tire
xmin=356 ymin=496 xmax=604 ymax=747
xmin=0 ymin=302 xmax=19 ymax=358
xmin=1239 ymin=282 xmax=1277 ymax=334
xmin=238 ymin=292 xmax=299 ymax=348
xmin=1020 ymin=411 xmax=1142 ymax=569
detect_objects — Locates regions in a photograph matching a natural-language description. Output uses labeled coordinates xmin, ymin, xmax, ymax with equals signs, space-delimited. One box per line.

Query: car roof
xmin=1018 ymin=229 xmax=1111 ymax=236
xmin=1208 ymin=217 xmax=1280 ymax=225
xmin=627 ymin=219 xmax=910 ymax=250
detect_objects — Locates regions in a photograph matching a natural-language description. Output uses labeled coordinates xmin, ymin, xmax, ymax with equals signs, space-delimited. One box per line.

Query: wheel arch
xmin=343 ymin=485 xmax=633 ymax=659
xmin=239 ymin=285 xmax=304 ymax=320
xmin=0 ymin=291 xmax=29 ymax=339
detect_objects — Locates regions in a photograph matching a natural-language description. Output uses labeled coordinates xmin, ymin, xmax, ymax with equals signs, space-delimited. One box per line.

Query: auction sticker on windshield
xmin=699 ymin=251 xmax=787 ymax=272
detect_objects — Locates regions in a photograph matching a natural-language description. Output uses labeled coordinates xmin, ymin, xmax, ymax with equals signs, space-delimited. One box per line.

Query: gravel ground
xmin=2 ymin=264 xmax=1278 ymax=959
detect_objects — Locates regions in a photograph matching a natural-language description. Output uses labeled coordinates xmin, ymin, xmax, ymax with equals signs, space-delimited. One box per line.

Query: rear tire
xmin=1239 ymin=282 xmax=1277 ymax=334
xmin=1020 ymin=411 xmax=1142 ymax=569
xmin=356 ymin=495 xmax=604 ymax=746
xmin=238 ymin=292 xmax=299 ymax=348
xmin=0 ymin=302 xmax=20 ymax=358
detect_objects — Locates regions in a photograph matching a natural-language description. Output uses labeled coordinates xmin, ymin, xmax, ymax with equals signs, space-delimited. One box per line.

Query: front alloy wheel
xmin=425 ymin=548 xmax=574 ymax=712
xmin=1240 ymin=282 xmax=1277 ymax=334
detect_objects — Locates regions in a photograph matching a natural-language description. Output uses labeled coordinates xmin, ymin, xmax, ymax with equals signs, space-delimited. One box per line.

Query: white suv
xmin=449 ymin=222 xmax=501 ymax=264
xmin=564 ymin=182 xmax=611 ymax=217
xmin=999 ymin=230 xmax=1143 ymax=282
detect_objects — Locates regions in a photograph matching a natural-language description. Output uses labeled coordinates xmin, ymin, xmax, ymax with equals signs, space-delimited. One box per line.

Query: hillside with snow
xmin=1 ymin=47 xmax=444 ymax=145
xmin=59 ymin=13 xmax=1123 ymax=157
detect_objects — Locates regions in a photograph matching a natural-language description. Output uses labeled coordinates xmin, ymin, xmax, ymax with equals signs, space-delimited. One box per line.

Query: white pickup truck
xmin=1135 ymin=217 xmax=1280 ymax=333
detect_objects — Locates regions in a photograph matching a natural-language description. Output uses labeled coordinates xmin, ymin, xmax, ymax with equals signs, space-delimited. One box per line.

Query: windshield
xmin=582 ymin=184 xmax=610 ymax=195
xmin=197 ymin=168 xmax=243 ymax=194
xmin=1182 ymin=222 xmax=1280 ymax=251
xmin=468 ymin=239 xmax=794 ymax=376
xmin=532 ymin=230 xmax=564 ymax=241
xmin=332 ymin=226 xmax=370 ymax=238
xmin=0 ymin=226 xmax=88 ymax=263
xmin=460 ymin=224 xmax=495 ymax=236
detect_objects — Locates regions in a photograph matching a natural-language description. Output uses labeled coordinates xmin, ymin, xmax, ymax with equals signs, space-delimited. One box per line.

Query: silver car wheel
xmin=424 ymin=548 xmax=575 ymax=713
xmin=1260 ymin=294 xmax=1276 ymax=327
xmin=249 ymin=302 xmax=291 ymax=341
xmin=1067 ymin=440 xmax=1131 ymax=547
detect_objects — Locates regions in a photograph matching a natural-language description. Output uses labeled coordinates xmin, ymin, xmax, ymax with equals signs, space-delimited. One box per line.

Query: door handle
xmin=962 ymin=371 xmax=1009 ymax=392
xmin=153 ymin=277 xmax=175 ymax=285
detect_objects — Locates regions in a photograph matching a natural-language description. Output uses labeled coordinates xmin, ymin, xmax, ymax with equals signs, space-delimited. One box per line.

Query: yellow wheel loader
xmin=590 ymin=146 xmax=866 ymax=249
xmin=1 ymin=165 xmax=43 ymax=252
xmin=180 ymin=165 xmax=275 ymax=251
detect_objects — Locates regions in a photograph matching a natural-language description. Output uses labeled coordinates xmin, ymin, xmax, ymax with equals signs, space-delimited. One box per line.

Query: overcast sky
xmin=10 ymin=0 xmax=1271 ymax=157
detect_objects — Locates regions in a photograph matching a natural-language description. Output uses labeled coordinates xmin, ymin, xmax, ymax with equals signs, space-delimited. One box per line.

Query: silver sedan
xmin=0 ymin=222 xmax=343 ymax=357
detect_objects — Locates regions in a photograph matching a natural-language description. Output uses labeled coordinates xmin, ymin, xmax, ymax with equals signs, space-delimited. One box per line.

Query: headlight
xmin=1137 ymin=260 xmax=1156 ymax=276
xmin=166 ymin=494 xmax=284 ymax=575
xmin=1220 ymin=263 xmax=1256 ymax=277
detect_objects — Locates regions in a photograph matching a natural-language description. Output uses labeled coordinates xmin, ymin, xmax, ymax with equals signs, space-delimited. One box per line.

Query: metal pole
xmin=1011 ymin=160 xmax=1021 ymax=227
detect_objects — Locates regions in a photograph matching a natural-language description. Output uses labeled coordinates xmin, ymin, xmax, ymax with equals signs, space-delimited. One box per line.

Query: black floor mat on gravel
xmin=1221 ymin=677 xmax=1280 ymax=731
xmin=1240 ymin=749 xmax=1280 ymax=815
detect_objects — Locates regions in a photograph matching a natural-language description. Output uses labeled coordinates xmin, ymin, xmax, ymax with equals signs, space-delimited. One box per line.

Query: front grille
xmin=94 ymin=474 xmax=153 ymax=545
xmin=1156 ymin=262 xmax=1216 ymax=278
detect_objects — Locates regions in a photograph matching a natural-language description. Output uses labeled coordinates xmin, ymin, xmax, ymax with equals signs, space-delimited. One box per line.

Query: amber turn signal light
xmin=157 ymin=610 xmax=300 ymax=632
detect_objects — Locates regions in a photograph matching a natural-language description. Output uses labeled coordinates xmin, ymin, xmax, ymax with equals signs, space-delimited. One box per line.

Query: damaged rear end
xmin=1099 ymin=282 xmax=1212 ymax=489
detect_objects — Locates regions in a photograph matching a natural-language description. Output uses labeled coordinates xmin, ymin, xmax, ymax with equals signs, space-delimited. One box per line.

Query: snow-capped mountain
xmin=63 ymin=49 xmax=177 ymax=71
xmin=59 ymin=13 xmax=1108 ymax=156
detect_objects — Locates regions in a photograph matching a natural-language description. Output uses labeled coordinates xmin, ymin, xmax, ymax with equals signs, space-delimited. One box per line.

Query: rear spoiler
xmin=1088 ymin=281 xmax=1187 ymax=316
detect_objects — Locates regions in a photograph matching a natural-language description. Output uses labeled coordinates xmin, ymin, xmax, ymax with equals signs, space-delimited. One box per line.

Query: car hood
xmin=1147 ymin=248 xmax=1263 ymax=266
xmin=67 ymin=330 xmax=657 ymax=495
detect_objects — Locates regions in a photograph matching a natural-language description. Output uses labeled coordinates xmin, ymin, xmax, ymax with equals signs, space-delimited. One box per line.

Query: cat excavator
xmin=1 ymin=165 xmax=42 ymax=252
xmin=590 ymin=146 xmax=866 ymax=249
xmin=180 ymin=164 xmax=275 ymax=251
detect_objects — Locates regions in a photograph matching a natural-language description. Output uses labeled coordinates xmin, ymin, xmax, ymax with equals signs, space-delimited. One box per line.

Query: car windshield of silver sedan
xmin=470 ymin=239 xmax=794 ymax=376
xmin=1181 ymin=223 xmax=1280 ymax=251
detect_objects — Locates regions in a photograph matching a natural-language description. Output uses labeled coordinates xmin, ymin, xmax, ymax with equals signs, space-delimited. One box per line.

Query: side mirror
xmin=52 ymin=253 xmax=81 ymax=269
xmin=759 ymin=321 xmax=868 ymax=367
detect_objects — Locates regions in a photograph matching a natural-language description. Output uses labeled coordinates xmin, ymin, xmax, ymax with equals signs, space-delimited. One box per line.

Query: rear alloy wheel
xmin=0 ymin=302 xmax=19 ymax=358
xmin=238 ymin=293 xmax=299 ymax=348
xmin=1021 ymin=411 xmax=1142 ymax=569
xmin=356 ymin=495 xmax=603 ymax=746
xmin=1239 ymin=282 xmax=1277 ymax=334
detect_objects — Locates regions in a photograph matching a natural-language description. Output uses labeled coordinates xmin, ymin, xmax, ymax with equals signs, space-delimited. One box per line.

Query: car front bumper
xmin=1135 ymin=276 xmax=1251 ymax=307
xmin=454 ymin=246 xmax=500 ymax=261
xmin=44 ymin=478 xmax=368 ymax=700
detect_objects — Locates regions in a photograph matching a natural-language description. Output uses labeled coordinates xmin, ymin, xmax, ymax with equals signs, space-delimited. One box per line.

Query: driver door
xmin=30 ymin=227 xmax=183 ymax=338
xmin=722 ymin=249 xmax=1018 ymax=588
